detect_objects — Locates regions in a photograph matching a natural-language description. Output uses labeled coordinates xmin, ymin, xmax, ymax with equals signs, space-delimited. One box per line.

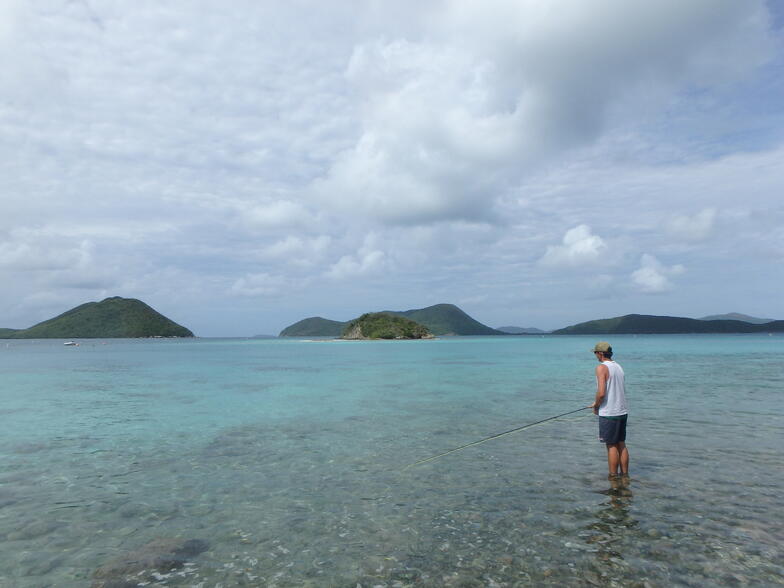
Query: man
xmin=589 ymin=342 xmax=629 ymax=477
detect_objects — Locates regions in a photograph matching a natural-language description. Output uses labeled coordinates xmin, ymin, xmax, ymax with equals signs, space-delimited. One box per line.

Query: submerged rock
xmin=91 ymin=537 xmax=208 ymax=587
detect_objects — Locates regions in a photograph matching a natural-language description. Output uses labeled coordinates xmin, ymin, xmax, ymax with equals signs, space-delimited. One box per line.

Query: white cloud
xmin=540 ymin=225 xmax=607 ymax=267
xmin=0 ymin=1 xmax=69 ymax=106
xmin=326 ymin=234 xmax=387 ymax=280
xmin=316 ymin=0 xmax=773 ymax=224
xmin=259 ymin=235 xmax=331 ymax=264
xmin=631 ymin=254 xmax=685 ymax=293
xmin=667 ymin=208 xmax=717 ymax=241
xmin=242 ymin=200 xmax=315 ymax=230
xmin=0 ymin=232 xmax=93 ymax=272
xmin=326 ymin=250 xmax=386 ymax=280
xmin=230 ymin=272 xmax=294 ymax=298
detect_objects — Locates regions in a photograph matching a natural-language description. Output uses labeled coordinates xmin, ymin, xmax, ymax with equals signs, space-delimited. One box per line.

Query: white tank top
xmin=598 ymin=361 xmax=628 ymax=417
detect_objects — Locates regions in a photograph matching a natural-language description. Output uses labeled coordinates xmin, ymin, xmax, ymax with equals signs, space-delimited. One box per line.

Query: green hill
xmin=279 ymin=303 xmax=503 ymax=337
xmin=0 ymin=328 xmax=19 ymax=337
xmin=387 ymin=303 xmax=504 ymax=336
xmin=552 ymin=314 xmax=784 ymax=335
xmin=279 ymin=317 xmax=348 ymax=337
xmin=342 ymin=313 xmax=433 ymax=340
xmin=1 ymin=297 xmax=194 ymax=338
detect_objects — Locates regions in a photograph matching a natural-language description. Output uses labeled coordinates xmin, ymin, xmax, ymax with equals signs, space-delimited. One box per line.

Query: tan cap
xmin=592 ymin=341 xmax=612 ymax=353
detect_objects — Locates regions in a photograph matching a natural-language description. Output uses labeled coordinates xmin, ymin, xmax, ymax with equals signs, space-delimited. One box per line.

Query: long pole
xmin=403 ymin=406 xmax=591 ymax=469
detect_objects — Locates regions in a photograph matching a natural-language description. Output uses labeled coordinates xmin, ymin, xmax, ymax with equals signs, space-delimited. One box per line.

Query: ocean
xmin=1 ymin=334 xmax=782 ymax=587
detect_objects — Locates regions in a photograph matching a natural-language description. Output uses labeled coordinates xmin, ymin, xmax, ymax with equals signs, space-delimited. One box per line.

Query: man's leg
xmin=606 ymin=443 xmax=620 ymax=476
xmin=618 ymin=441 xmax=629 ymax=475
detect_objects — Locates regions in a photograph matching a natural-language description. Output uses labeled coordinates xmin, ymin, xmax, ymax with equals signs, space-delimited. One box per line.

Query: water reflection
xmin=586 ymin=475 xmax=637 ymax=563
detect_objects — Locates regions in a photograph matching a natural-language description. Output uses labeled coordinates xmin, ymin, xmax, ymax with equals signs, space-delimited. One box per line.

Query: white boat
xmin=64 ymin=341 xmax=79 ymax=346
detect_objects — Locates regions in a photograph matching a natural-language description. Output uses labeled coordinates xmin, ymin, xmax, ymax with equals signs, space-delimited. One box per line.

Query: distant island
xmin=497 ymin=326 xmax=547 ymax=334
xmin=342 ymin=313 xmax=433 ymax=340
xmin=0 ymin=297 xmax=194 ymax=339
xmin=698 ymin=313 xmax=774 ymax=324
xmin=280 ymin=303 xmax=505 ymax=337
xmin=281 ymin=305 xmax=783 ymax=337
xmin=279 ymin=317 xmax=348 ymax=337
xmin=552 ymin=314 xmax=784 ymax=335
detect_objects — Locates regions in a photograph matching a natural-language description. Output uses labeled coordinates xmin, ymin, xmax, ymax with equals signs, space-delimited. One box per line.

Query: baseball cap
xmin=592 ymin=341 xmax=612 ymax=353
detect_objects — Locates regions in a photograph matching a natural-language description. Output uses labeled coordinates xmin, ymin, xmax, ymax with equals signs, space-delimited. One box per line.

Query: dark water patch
xmin=90 ymin=537 xmax=208 ymax=587
xmin=230 ymin=382 xmax=274 ymax=394
xmin=9 ymin=435 xmax=96 ymax=455
xmin=6 ymin=519 xmax=66 ymax=541
xmin=123 ymin=391 xmax=164 ymax=399
xmin=0 ymin=407 xmax=28 ymax=415
xmin=252 ymin=364 xmax=321 ymax=373
xmin=12 ymin=442 xmax=56 ymax=455
xmin=432 ymin=359 xmax=496 ymax=366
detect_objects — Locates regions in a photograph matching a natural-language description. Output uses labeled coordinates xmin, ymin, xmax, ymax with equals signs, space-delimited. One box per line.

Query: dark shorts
xmin=599 ymin=414 xmax=627 ymax=444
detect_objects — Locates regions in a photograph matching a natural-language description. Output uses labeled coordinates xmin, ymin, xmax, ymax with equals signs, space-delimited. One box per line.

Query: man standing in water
xmin=589 ymin=342 xmax=629 ymax=477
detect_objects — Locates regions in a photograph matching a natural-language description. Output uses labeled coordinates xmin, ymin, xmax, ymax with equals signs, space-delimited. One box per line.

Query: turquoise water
xmin=1 ymin=335 xmax=782 ymax=586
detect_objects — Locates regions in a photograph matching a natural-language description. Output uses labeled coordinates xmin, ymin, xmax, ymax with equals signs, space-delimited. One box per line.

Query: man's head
xmin=592 ymin=341 xmax=613 ymax=359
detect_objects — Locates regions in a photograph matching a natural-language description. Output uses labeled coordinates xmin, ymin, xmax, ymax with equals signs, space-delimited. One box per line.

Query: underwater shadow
xmin=586 ymin=475 xmax=637 ymax=563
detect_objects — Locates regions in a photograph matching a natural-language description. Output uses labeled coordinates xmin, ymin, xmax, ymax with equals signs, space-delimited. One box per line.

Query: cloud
xmin=540 ymin=225 xmax=607 ymax=267
xmin=259 ymin=235 xmax=331 ymax=264
xmin=666 ymin=208 xmax=717 ymax=241
xmin=241 ymin=200 xmax=317 ymax=230
xmin=316 ymin=0 xmax=773 ymax=224
xmin=0 ymin=2 xmax=780 ymax=335
xmin=326 ymin=235 xmax=387 ymax=280
xmin=230 ymin=272 xmax=299 ymax=298
xmin=631 ymin=254 xmax=685 ymax=293
xmin=0 ymin=1 xmax=70 ymax=106
xmin=0 ymin=231 xmax=93 ymax=272
xmin=326 ymin=250 xmax=386 ymax=280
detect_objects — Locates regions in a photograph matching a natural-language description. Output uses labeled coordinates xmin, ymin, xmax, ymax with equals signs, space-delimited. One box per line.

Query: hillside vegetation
xmin=387 ymin=303 xmax=503 ymax=336
xmin=278 ymin=317 xmax=347 ymax=337
xmin=553 ymin=314 xmax=784 ymax=335
xmin=1 ymin=297 xmax=193 ymax=338
xmin=342 ymin=313 xmax=432 ymax=340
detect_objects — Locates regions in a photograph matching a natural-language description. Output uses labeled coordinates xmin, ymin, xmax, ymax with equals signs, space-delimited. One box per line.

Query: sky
xmin=1 ymin=0 xmax=783 ymax=336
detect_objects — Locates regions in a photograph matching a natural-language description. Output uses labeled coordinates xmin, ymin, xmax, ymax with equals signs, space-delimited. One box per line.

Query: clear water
xmin=1 ymin=335 xmax=782 ymax=587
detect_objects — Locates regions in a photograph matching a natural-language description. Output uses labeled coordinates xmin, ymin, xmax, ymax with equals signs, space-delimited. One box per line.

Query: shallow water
xmin=1 ymin=335 xmax=782 ymax=586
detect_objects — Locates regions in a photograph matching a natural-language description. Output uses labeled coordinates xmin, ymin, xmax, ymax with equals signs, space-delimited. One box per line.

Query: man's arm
xmin=591 ymin=363 xmax=609 ymax=415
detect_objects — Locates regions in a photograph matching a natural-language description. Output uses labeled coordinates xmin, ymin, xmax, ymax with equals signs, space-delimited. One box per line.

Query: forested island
xmin=341 ymin=313 xmax=433 ymax=340
xmin=282 ymin=307 xmax=782 ymax=337
xmin=3 ymin=298 xmax=781 ymax=339
xmin=552 ymin=314 xmax=784 ymax=335
xmin=0 ymin=297 xmax=193 ymax=338
xmin=280 ymin=303 xmax=503 ymax=337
